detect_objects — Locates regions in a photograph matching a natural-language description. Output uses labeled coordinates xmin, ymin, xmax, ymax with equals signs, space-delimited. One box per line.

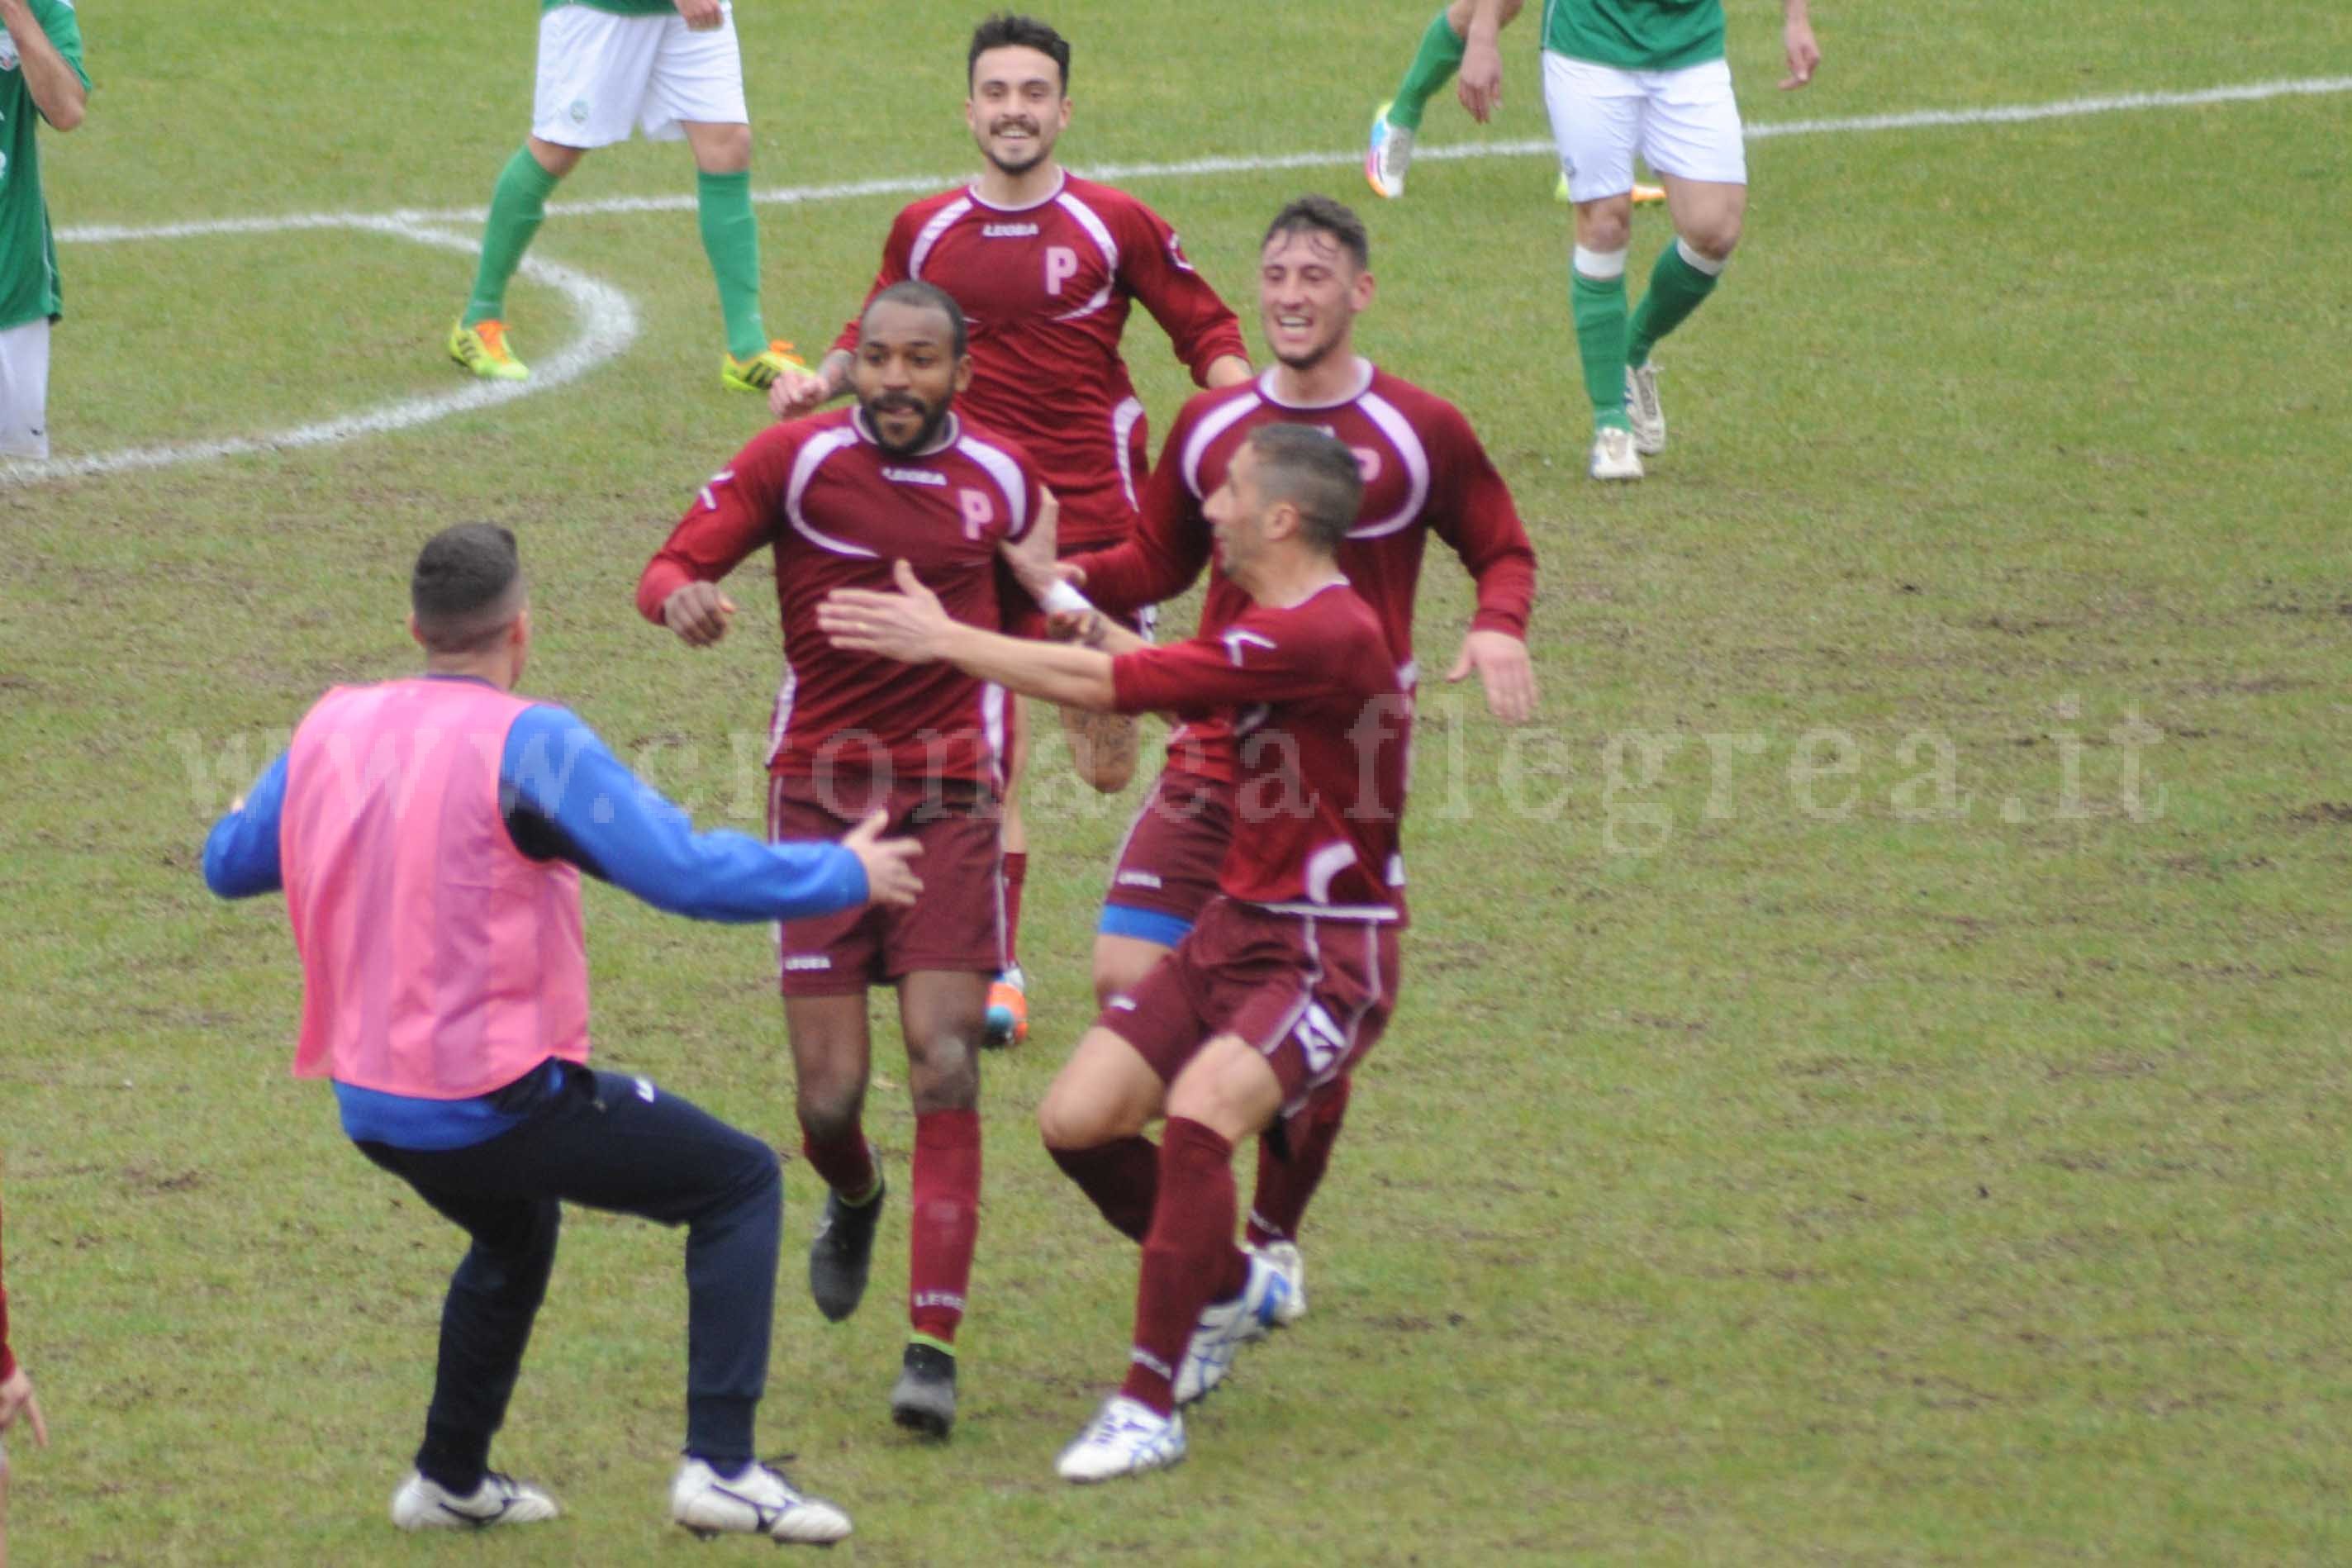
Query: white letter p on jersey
xmin=1043 ymin=245 xmax=1081 ymax=297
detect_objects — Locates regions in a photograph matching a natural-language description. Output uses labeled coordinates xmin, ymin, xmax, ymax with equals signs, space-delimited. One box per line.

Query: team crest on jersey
xmin=0 ymin=33 xmax=18 ymax=71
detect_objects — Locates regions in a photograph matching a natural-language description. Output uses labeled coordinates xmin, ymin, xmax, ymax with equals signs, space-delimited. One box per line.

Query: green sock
xmin=463 ymin=147 xmax=562 ymax=327
xmin=697 ymin=169 xmax=768 ymax=360
xmin=1386 ymin=8 xmax=1466 ymax=132
xmin=1627 ymin=240 xmax=1723 ymax=368
xmin=1571 ymin=267 xmax=1632 ymax=432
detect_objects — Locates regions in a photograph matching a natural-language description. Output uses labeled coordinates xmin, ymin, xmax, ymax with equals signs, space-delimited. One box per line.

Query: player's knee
xmin=908 ymin=1035 xmax=980 ymax=1114
xmin=796 ymin=1090 xmax=865 ymax=1147
xmin=1574 ymin=209 xmax=1632 ymax=256
xmin=1684 ymin=221 xmax=1741 ymax=264
xmin=1037 ymin=1079 xmax=1122 ymax=1150
xmin=695 ymin=123 xmax=753 ymax=173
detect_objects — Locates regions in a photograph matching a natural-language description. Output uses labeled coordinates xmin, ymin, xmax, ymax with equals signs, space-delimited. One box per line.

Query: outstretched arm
xmin=501 ymin=706 xmax=919 ymax=919
xmin=821 ymin=561 xmax=1124 ymax=711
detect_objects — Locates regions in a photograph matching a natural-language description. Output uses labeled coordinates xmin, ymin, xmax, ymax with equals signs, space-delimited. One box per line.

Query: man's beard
xmin=863 ymin=394 xmax=951 ymax=457
xmin=1272 ymin=325 xmax=1346 ymax=373
xmin=981 ymin=120 xmax=1050 ymax=177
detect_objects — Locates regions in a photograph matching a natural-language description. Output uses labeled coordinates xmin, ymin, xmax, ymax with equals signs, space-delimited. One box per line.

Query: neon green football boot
xmin=448 ymin=319 xmax=530 ymax=382
xmin=721 ymin=339 xmax=810 ymax=393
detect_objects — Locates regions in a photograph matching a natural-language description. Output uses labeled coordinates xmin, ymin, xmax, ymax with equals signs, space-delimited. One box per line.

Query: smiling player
xmin=769 ymin=13 xmax=1253 ymax=1048
xmin=641 ymin=282 xmax=1048 ymax=1439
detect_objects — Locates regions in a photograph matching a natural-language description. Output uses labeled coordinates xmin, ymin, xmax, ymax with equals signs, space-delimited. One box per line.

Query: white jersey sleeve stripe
xmin=906 ymin=197 xmax=974 ymax=281
xmin=785 ymin=428 xmax=880 ymax=558
xmin=1181 ymin=392 xmax=1263 ymax=501
xmin=1349 ymin=391 xmax=1433 ymax=539
xmin=1050 ymin=191 xmax=1121 ymax=322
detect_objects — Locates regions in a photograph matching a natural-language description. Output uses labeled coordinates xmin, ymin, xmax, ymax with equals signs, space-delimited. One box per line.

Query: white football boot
xmin=390 ymin=1470 xmax=559 ymax=1531
xmin=1366 ymin=102 xmax=1414 ymax=200
xmin=1174 ymin=1251 xmax=1294 ymax=1404
xmin=1252 ymin=1240 xmax=1309 ymax=1326
xmin=1589 ymin=426 xmax=1645 ymax=482
xmin=670 ymin=1458 xmax=853 ymax=1545
xmin=1625 ymin=361 xmax=1666 ymax=454
xmin=1056 ymin=1396 xmax=1187 ymax=1483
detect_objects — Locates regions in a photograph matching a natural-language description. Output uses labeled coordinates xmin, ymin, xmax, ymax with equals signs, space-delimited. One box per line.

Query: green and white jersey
xmin=540 ymin=1 xmax=684 ymax=16
xmin=0 ymin=0 xmax=88 ymax=331
xmin=1541 ymin=0 xmax=1727 ymax=73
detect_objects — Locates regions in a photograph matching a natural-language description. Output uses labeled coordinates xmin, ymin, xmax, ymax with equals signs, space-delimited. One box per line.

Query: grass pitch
xmin=2 ymin=2 xmax=2348 ymax=1562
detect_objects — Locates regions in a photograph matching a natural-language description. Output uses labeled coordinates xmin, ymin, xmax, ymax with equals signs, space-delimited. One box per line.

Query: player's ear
xmin=1350 ymin=268 xmax=1376 ymax=311
xmin=406 ymin=611 xmax=426 ymax=650
xmin=953 ymin=353 xmax=974 ymax=396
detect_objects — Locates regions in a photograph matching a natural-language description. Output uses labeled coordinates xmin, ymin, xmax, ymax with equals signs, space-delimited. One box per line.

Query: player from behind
xmin=0 ymin=0 xmax=90 ymax=463
xmin=820 ymin=425 xmax=1411 ymax=1480
xmin=446 ymin=0 xmax=801 ymax=392
xmin=1452 ymin=0 xmax=1820 ymax=480
xmin=639 ymin=282 xmax=1043 ymax=1438
xmin=202 ymin=524 xmax=916 ymax=1543
xmin=1018 ymin=195 xmax=1536 ymax=1323
xmin=768 ymin=12 xmax=1253 ymax=1048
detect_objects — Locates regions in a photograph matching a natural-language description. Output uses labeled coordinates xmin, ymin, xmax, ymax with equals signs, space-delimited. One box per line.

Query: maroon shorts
xmin=1099 ymin=765 xmax=1233 ymax=938
xmin=1099 ymin=897 xmax=1401 ymax=1114
xmin=767 ymin=772 xmax=1003 ymax=995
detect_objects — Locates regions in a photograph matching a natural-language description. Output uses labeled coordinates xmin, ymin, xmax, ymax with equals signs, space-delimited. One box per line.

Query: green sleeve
xmin=34 ymin=0 xmax=89 ymax=93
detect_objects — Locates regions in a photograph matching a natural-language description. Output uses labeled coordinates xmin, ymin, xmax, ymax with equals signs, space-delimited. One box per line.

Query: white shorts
xmin=0 ymin=317 xmax=52 ymax=461
xmin=1542 ymin=53 xmax=1747 ymax=203
xmin=532 ymin=2 xmax=748 ymax=148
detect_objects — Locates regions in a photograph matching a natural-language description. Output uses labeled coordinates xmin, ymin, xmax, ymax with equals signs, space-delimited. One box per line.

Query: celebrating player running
xmin=1007 ymin=195 xmax=1537 ymax=1318
xmin=820 ymin=422 xmax=1412 ymax=1481
xmin=769 ymin=12 xmax=1253 ymax=1048
xmin=640 ymin=282 xmax=1046 ymax=1440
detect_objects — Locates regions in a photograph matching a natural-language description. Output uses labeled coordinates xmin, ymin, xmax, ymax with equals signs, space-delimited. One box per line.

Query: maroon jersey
xmin=1071 ymin=360 xmax=1537 ymax=782
xmin=639 ymin=408 xmax=1044 ymax=787
xmin=1110 ymin=582 xmax=1409 ymax=922
xmin=832 ymin=172 xmax=1247 ymax=550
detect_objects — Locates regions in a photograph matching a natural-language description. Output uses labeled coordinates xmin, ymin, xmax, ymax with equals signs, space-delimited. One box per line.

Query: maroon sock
xmin=907 ymin=1109 xmax=982 ymax=1344
xmin=1119 ymin=1117 xmax=1243 ymax=1416
xmin=1049 ymin=1136 xmax=1160 ymax=1243
xmin=801 ymin=1124 xmax=879 ymax=1200
xmin=1247 ymin=1075 xmax=1352 ymax=1247
xmin=1000 ymin=850 xmax=1028 ymax=967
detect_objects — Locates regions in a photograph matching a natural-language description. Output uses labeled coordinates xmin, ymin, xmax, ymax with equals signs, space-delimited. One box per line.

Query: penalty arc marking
xmin=7 ymin=74 xmax=2345 ymax=486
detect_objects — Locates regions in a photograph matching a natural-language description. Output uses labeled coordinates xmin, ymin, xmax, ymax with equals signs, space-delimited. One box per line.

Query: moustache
xmin=991 ymin=119 xmax=1039 ymax=135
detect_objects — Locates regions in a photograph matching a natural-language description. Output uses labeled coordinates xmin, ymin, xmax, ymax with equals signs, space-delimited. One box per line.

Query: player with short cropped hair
xmin=202 ymin=523 xmax=917 ymax=1543
xmin=0 ymin=0 xmax=89 ymax=464
xmin=640 ymin=282 xmax=1050 ymax=1438
xmin=1012 ymin=194 xmax=1536 ymax=1324
xmin=447 ymin=0 xmax=801 ymax=391
xmin=1452 ymin=0 xmax=1820 ymax=480
xmin=768 ymin=12 xmax=1254 ymax=1048
xmin=819 ymin=422 xmax=1414 ymax=1480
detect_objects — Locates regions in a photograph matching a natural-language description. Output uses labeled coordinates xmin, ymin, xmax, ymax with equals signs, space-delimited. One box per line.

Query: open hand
xmin=841 ymin=810 xmax=923 ymax=907
xmin=818 ymin=559 xmax=954 ymax=662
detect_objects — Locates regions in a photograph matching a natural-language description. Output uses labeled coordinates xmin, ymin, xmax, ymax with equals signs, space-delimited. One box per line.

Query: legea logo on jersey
xmin=881 ymin=466 xmax=948 ymax=487
xmin=981 ymin=222 xmax=1038 ymax=239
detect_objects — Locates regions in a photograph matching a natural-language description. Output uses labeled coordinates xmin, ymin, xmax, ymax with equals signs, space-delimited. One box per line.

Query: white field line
xmin=10 ymin=74 xmax=2342 ymax=484
xmin=60 ymin=74 xmax=2344 ymax=240
xmin=2 ymin=219 xmax=639 ymax=484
